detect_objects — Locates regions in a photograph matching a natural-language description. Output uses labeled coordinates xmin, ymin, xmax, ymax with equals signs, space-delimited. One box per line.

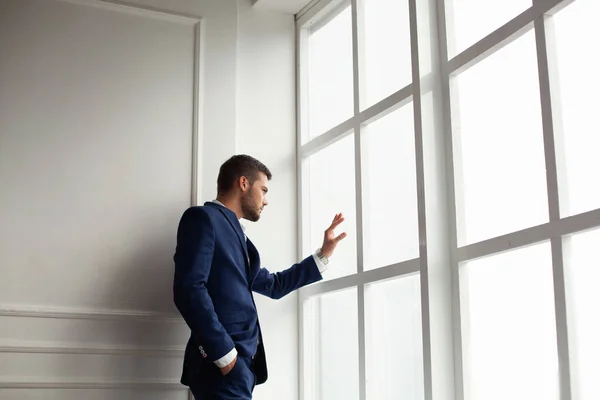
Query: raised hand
xmin=321 ymin=213 xmax=347 ymax=258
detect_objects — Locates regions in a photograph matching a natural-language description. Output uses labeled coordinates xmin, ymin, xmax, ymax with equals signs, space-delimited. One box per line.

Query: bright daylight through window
xmin=296 ymin=0 xmax=599 ymax=400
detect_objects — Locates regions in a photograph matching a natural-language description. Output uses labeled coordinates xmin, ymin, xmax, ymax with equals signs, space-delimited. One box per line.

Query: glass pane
xmin=365 ymin=274 xmax=424 ymax=400
xmin=452 ymin=31 xmax=548 ymax=245
xmin=307 ymin=6 xmax=354 ymax=142
xmin=314 ymin=288 xmax=359 ymax=400
xmin=551 ymin=0 xmax=600 ymax=217
xmin=564 ymin=228 xmax=600 ymax=400
xmin=447 ymin=0 xmax=532 ymax=57
xmin=363 ymin=103 xmax=419 ymax=269
xmin=359 ymin=0 xmax=412 ymax=109
xmin=308 ymin=134 xmax=357 ymax=280
xmin=460 ymin=242 xmax=559 ymax=400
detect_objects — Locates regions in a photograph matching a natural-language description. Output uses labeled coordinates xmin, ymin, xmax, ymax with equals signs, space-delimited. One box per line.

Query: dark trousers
xmin=190 ymin=356 xmax=257 ymax=400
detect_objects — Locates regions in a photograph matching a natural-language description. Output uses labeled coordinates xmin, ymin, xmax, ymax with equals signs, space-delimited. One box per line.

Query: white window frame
xmin=295 ymin=0 xmax=592 ymax=399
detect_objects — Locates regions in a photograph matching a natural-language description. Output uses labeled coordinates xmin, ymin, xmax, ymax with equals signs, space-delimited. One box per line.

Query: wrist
xmin=316 ymin=248 xmax=330 ymax=264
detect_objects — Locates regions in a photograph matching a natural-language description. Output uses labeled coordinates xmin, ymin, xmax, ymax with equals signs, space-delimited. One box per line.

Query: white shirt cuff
xmin=313 ymin=252 xmax=328 ymax=274
xmin=214 ymin=347 xmax=237 ymax=368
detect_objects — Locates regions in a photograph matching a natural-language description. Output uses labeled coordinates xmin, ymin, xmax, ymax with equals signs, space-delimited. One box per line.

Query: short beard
xmin=241 ymin=191 xmax=261 ymax=222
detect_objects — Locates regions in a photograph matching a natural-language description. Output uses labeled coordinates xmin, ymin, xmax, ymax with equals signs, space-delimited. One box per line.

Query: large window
xmin=297 ymin=1 xmax=599 ymax=400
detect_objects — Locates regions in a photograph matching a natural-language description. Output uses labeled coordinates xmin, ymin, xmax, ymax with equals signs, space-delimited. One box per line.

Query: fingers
xmin=328 ymin=213 xmax=345 ymax=230
xmin=335 ymin=232 xmax=347 ymax=242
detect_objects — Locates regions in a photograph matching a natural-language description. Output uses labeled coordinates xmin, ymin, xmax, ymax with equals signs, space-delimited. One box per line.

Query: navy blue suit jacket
xmin=173 ymin=202 xmax=323 ymax=386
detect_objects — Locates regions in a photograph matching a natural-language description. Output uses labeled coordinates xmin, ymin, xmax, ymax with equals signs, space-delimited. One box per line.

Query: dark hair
xmin=217 ymin=154 xmax=272 ymax=196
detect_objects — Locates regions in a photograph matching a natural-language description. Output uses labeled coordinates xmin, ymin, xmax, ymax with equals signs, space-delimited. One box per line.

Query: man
xmin=173 ymin=154 xmax=346 ymax=399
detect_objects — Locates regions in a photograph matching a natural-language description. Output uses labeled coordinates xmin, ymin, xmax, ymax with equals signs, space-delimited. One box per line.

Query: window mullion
xmin=435 ymin=0 xmax=465 ymax=399
xmin=351 ymin=0 xmax=366 ymax=399
xmin=534 ymin=13 xmax=572 ymax=400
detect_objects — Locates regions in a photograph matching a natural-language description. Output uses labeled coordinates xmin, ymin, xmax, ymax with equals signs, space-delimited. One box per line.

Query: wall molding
xmin=57 ymin=0 xmax=203 ymax=23
xmin=0 ymin=1 xmax=204 ymax=326
xmin=0 ymin=340 xmax=184 ymax=358
xmin=56 ymin=0 xmax=204 ymax=208
xmin=0 ymin=304 xmax=184 ymax=323
xmin=0 ymin=378 xmax=185 ymax=390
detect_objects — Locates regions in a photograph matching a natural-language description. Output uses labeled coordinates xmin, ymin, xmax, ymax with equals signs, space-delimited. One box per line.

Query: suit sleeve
xmin=173 ymin=207 xmax=234 ymax=362
xmin=251 ymin=255 xmax=323 ymax=299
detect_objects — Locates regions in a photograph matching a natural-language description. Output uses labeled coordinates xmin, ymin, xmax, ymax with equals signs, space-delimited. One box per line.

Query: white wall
xmin=236 ymin=2 xmax=299 ymax=399
xmin=0 ymin=0 xmax=202 ymax=398
xmin=0 ymin=0 xmax=299 ymax=398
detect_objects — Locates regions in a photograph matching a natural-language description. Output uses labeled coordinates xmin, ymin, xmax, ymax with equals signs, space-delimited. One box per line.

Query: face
xmin=240 ymin=172 xmax=269 ymax=222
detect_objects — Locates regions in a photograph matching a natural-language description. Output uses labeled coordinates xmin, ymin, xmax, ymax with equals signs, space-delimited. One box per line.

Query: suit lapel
xmin=206 ymin=202 xmax=250 ymax=269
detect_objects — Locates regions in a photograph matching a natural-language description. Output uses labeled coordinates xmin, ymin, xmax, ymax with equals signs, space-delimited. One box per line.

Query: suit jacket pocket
xmin=219 ymin=311 xmax=250 ymax=335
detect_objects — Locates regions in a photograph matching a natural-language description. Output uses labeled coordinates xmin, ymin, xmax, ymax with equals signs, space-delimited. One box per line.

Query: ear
xmin=239 ymin=176 xmax=250 ymax=192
